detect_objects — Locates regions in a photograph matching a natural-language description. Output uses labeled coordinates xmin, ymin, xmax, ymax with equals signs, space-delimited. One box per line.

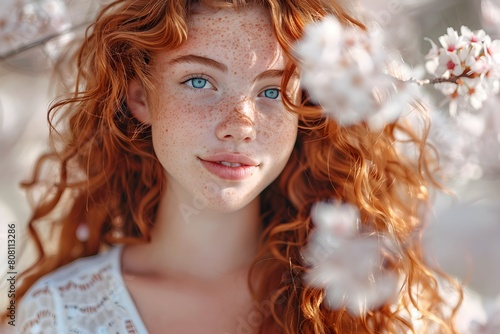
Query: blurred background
xmin=0 ymin=0 xmax=499 ymax=332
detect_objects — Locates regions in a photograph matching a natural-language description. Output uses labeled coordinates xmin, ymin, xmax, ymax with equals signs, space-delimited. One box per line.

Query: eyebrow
xmin=169 ymin=54 xmax=228 ymax=72
xmin=254 ymin=69 xmax=284 ymax=83
xmin=168 ymin=54 xmax=296 ymax=83
xmin=255 ymin=69 xmax=300 ymax=85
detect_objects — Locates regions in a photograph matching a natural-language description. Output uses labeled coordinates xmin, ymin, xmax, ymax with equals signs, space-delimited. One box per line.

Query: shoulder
xmin=18 ymin=246 xmax=124 ymax=334
xmin=23 ymin=245 xmax=121 ymax=293
xmin=39 ymin=246 xmax=119 ymax=286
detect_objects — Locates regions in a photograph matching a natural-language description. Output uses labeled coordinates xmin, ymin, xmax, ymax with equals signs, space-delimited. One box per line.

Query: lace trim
xmin=18 ymin=247 xmax=147 ymax=334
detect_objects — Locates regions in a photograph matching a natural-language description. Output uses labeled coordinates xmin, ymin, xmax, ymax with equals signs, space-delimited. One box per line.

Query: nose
xmin=216 ymin=97 xmax=256 ymax=142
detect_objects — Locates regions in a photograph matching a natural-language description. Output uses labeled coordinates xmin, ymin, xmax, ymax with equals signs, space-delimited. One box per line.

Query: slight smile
xmin=198 ymin=154 xmax=260 ymax=181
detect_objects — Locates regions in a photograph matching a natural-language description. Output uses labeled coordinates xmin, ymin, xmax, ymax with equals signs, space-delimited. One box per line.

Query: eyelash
xmin=180 ymin=75 xmax=282 ymax=100
xmin=258 ymin=87 xmax=282 ymax=100
xmin=181 ymin=74 xmax=215 ymax=90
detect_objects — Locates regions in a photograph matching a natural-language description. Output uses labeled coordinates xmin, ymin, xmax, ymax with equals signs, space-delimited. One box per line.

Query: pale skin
xmin=124 ymin=5 xmax=299 ymax=333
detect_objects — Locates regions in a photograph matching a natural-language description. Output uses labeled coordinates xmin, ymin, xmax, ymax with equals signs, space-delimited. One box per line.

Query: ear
xmin=126 ymin=79 xmax=151 ymax=124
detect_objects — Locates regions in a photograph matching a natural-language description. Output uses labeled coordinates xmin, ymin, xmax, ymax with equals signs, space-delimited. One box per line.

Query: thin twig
xmin=406 ymin=75 xmax=469 ymax=86
xmin=0 ymin=22 xmax=90 ymax=60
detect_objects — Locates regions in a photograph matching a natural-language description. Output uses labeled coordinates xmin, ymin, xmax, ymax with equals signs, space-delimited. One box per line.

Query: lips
xmin=199 ymin=153 xmax=260 ymax=180
xmin=199 ymin=153 xmax=259 ymax=167
xmin=219 ymin=161 xmax=244 ymax=167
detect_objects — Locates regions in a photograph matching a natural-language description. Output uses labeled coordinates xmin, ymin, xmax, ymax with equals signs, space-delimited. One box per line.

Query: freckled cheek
xmin=259 ymin=111 xmax=298 ymax=153
xmin=154 ymin=90 xmax=213 ymax=121
xmin=151 ymin=95 xmax=216 ymax=148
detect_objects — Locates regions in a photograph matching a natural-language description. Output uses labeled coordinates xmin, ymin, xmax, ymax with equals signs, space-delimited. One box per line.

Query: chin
xmin=192 ymin=189 xmax=260 ymax=213
xmin=208 ymin=197 xmax=258 ymax=213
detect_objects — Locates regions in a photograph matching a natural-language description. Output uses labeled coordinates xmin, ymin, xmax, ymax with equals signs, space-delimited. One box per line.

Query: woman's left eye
xmin=183 ymin=77 xmax=214 ymax=90
xmin=259 ymin=88 xmax=281 ymax=100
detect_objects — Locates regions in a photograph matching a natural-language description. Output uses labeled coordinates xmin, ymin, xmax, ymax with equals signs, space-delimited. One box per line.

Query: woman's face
xmin=129 ymin=5 xmax=299 ymax=212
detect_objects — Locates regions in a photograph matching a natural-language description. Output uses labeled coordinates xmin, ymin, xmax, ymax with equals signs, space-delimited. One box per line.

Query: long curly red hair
xmin=5 ymin=0 xmax=461 ymax=332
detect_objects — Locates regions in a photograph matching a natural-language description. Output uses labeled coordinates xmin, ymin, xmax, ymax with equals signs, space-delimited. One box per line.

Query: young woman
xmin=7 ymin=0 xmax=461 ymax=333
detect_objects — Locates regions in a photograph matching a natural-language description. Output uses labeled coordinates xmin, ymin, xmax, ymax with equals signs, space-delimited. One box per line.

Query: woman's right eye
xmin=183 ymin=77 xmax=214 ymax=90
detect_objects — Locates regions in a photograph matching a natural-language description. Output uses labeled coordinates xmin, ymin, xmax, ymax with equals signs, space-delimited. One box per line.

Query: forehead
xmin=188 ymin=4 xmax=273 ymax=34
xmin=155 ymin=5 xmax=283 ymax=69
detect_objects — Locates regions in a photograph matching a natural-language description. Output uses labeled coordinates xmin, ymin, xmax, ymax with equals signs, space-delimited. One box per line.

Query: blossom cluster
xmin=425 ymin=26 xmax=500 ymax=114
xmin=294 ymin=16 xmax=414 ymax=130
xmin=302 ymin=202 xmax=399 ymax=315
xmin=296 ymin=13 xmax=500 ymax=323
xmin=0 ymin=0 xmax=71 ymax=58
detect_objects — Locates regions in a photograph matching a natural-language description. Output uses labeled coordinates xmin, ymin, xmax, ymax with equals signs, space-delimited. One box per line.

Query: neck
xmin=124 ymin=178 xmax=262 ymax=281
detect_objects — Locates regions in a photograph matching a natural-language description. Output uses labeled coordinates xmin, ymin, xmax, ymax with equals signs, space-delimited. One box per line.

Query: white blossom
xmin=425 ymin=26 xmax=500 ymax=114
xmin=302 ymin=202 xmax=399 ymax=316
xmin=461 ymin=26 xmax=487 ymax=44
xmin=435 ymin=51 xmax=463 ymax=77
xmin=424 ymin=37 xmax=442 ymax=74
xmin=439 ymin=27 xmax=466 ymax=52
xmin=484 ymin=36 xmax=500 ymax=77
xmin=310 ymin=202 xmax=359 ymax=238
xmin=481 ymin=0 xmax=500 ymax=37
xmin=469 ymin=298 xmax=500 ymax=334
xmin=294 ymin=16 xmax=413 ymax=129
xmin=457 ymin=78 xmax=489 ymax=110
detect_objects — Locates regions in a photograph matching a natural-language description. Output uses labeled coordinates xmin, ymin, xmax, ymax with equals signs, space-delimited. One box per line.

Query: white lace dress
xmin=15 ymin=244 xmax=493 ymax=334
xmin=18 ymin=245 xmax=150 ymax=334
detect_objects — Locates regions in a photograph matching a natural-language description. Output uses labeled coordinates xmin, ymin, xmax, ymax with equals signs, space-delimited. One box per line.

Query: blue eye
xmin=188 ymin=78 xmax=207 ymax=88
xmin=261 ymin=88 xmax=280 ymax=99
xmin=183 ymin=77 xmax=214 ymax=90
